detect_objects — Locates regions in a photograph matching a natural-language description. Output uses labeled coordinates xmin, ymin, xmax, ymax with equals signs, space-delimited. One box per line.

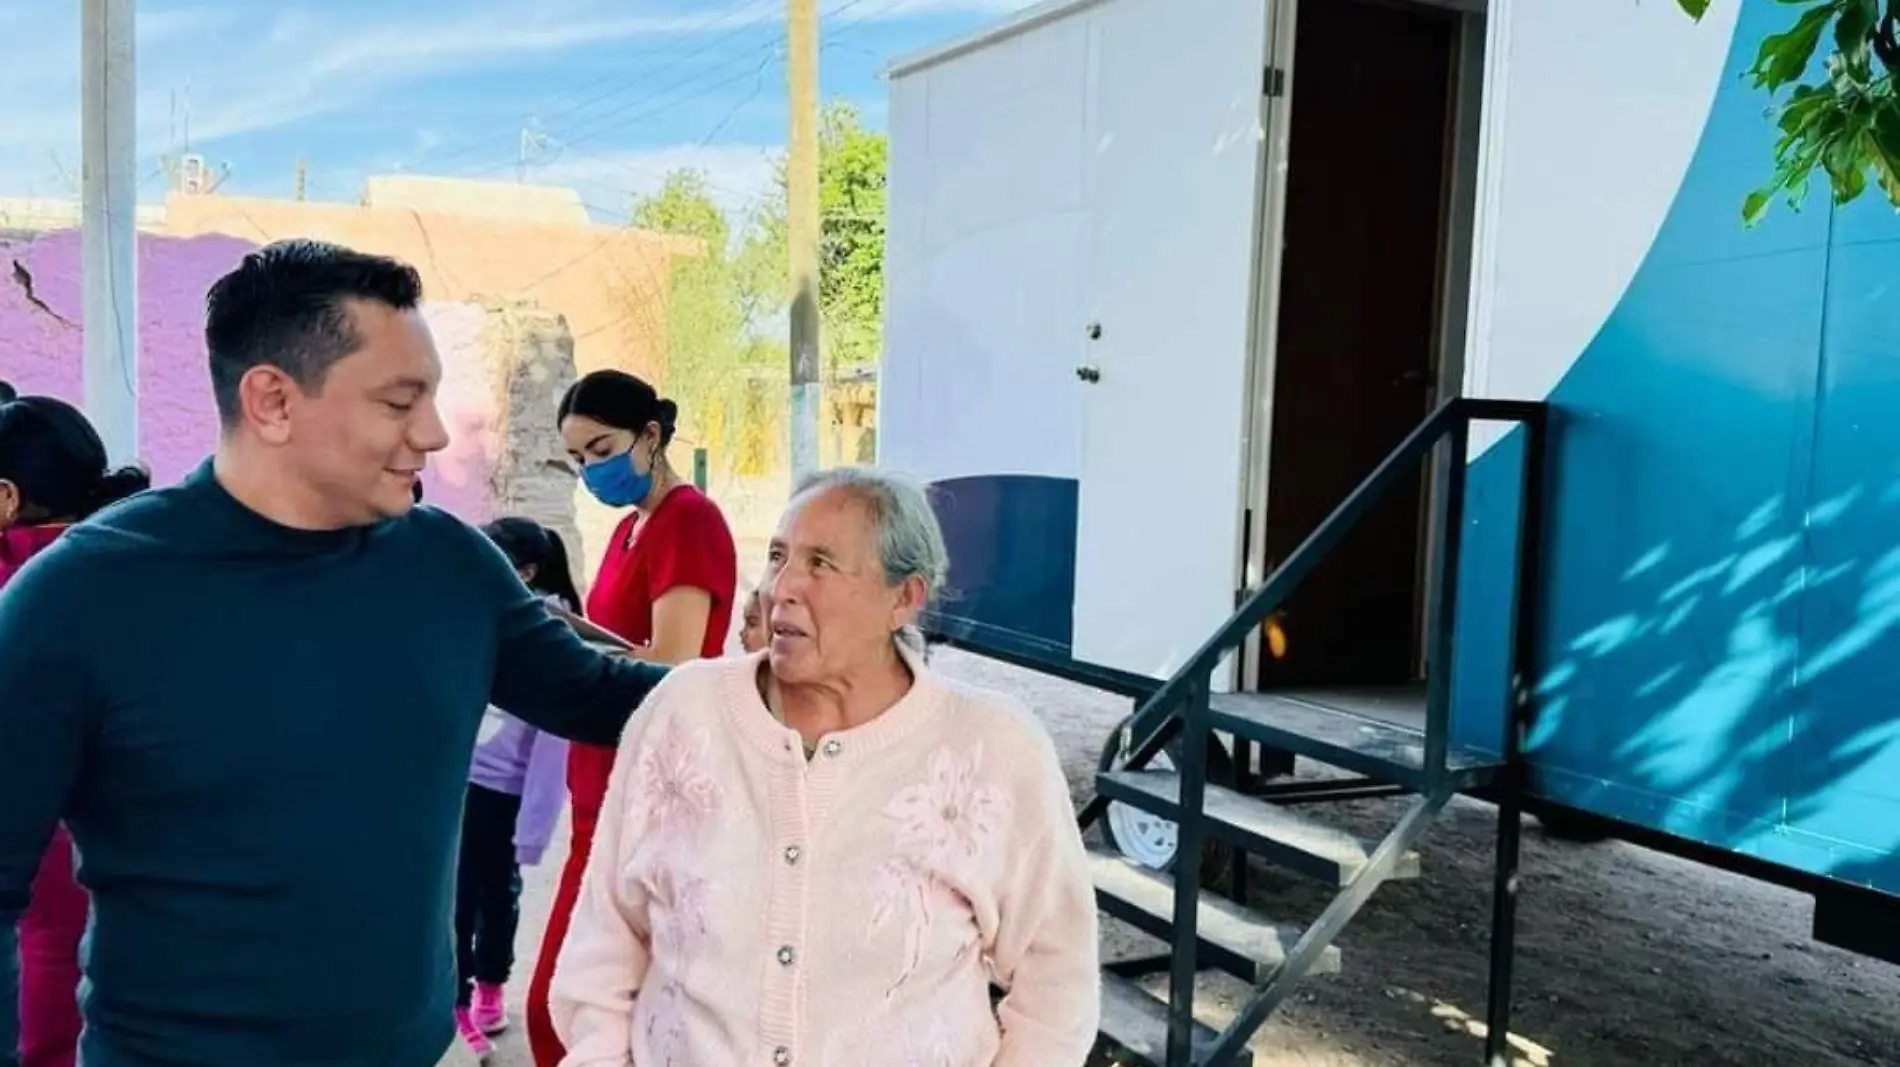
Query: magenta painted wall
xmin=1 ymin=229 xmax=252 ymax=487
xmin=419 ymin=301 xmax=497 ymax=524
xmin=0 ymin=230 xmax=498 ymax=519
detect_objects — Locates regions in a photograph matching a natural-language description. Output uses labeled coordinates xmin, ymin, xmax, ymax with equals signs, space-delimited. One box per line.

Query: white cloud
xmin=165 ymin=0 xmax=1041 ymax=146
xmin=242 ymin=0 xmax=1036 ymax=131
xmin=140 ymin=6 xmax=240 ymax=46
xmin=0 ymin=6 xmax=245 ymax=199
xmin=298 ymin=0 xmax=1037 ymax=78
xmin=0 ymin=0 xmax=1038 ymax=199
xmin=525 ymin=143 xmax=783 ymax=226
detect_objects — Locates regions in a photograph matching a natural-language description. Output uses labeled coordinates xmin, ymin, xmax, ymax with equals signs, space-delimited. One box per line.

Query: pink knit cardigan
xmin=549 ymin=649 xmax=1101 ymax=1067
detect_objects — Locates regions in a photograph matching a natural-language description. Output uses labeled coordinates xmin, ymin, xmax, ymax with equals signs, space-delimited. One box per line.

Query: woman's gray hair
xmin=792 ymin=467 xmax=949 ymax=654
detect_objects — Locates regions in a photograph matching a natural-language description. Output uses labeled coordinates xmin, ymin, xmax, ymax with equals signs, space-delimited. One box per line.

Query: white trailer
xmin=882 ymin=0 xmax=1507 ymax=688
xmin=882 ymin=0 xmax=1900 ymax=1060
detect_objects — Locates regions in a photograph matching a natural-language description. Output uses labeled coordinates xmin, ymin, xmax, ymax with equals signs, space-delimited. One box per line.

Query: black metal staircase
xmin=1076 ymin=398 xmax=1549 ymax=1067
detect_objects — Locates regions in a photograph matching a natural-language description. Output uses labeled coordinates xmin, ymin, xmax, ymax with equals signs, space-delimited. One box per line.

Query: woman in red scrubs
xmin=0 ymin=386 xmax=150 ymax=1067
xmin=526 ymin=370 xmax=738 ymax=1067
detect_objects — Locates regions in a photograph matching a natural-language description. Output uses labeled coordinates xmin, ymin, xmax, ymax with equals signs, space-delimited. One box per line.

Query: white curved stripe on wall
xmin=1465 ymin=0 xmax=1742 ymax=458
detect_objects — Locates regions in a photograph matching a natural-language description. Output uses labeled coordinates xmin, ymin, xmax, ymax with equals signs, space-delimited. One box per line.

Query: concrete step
xmin=1089 ymin=848 xmax=1340 ymax=984
xmin=1206 ymin=690 xmax=1497 ymax=790
xmin=1097 ymin=971 xmax=1252 ymax=1067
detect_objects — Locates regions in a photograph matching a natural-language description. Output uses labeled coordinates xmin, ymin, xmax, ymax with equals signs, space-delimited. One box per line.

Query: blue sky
xmin=0 ymin=0 xmax=1038 ymax=222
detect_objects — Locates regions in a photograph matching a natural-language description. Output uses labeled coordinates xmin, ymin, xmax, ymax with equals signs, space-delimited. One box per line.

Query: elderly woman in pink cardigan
xmin=550 ymin=468 xmax=1101 ymax=1067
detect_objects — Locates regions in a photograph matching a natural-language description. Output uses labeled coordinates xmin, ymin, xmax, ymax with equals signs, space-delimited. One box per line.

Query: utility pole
xmin=517 ymin=118 xmax=551 ymax=184
xmin=294 ymin=156 xmax=308 ymax=201
xmin=786 ymin=0 xmax=821 ymax=481
xmin=81 ymin=0 xmax=139 ymax=464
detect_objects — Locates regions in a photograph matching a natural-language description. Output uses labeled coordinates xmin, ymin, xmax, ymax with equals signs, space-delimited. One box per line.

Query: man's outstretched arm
xmin=0 ymin=555 xmax=92 ymax=1067
xmin=467 ymin=525 xmax=668 ymax=749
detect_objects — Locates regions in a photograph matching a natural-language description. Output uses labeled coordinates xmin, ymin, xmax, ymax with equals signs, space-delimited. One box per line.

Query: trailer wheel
xmin=1096 ymin=716 xmax=1236 ymax=887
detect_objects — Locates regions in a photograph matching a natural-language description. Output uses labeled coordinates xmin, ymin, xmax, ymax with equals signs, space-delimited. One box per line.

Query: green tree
xmin=748 ymin=101 xmax=889 ymax=371
xmin=632 ymin=169 xmax=729 ymax=246
xmin=1678 ymin=0 xmax=1900 ymax=221
xmin=627 ymin=102 xmax=890 ymax=475
xmin=631 ymin=170 xmax=782 ymax=472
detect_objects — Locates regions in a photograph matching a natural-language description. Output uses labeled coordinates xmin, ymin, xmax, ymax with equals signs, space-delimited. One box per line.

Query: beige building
xmin=158 ymin=178 xmax=698 ymax=578
xmin=160 ymin=180 xmax=699 ymax=384
xmin=0 ymin=197 xmax=167 ymax=235
xmin=0 ymin=177 xmax=859 ymax=583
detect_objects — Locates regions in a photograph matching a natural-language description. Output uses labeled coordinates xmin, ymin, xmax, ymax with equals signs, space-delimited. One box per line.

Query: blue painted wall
xmin=1454 ymin=0 xmax=1900 ymax=893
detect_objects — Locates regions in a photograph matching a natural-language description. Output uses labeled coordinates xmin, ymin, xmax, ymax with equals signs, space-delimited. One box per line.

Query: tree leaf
xmin=1776 ymin=83 xmax=1833 ymax=135
xmin=1869 ymin=137 xmax=1900 ymax=206
xmin=1751 ymin=5 xmax=1839 ymax=91
xmin=1870 ymin=100 xmax=1900 ymax=165
xmin=1836 ymin=0 xmax=1879 ymax=60
xmin=1824 ymin=133 xmax=1871 ymax=202
xmin=1676 ymin=0 xmax=1711 ymax=20
xmin=1743 ymin=186 xmax=1776 ymax=225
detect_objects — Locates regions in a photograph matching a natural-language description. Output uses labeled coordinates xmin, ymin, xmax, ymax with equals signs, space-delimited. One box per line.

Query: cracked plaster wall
xmin=0 ymin=231 xmax=577 ymax=555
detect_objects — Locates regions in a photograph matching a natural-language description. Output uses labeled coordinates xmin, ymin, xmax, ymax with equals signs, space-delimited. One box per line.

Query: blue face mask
xmin=580 ymin=448 xmax=653 ymax=508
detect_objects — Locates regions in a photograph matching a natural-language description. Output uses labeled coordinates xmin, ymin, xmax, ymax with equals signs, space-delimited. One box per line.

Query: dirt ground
xmin=485 ymin=648 xmax=1899 ymax=1067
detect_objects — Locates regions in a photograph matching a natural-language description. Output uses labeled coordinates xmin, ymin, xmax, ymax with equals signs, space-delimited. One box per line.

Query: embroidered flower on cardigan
xmin=869 ymin=858 xmax=933 ymax=990
xmin=645 ymin=863 xmax=713 ymax=965
xmin=869 ymin=745 xmax=1011 ymax=997
xmin=642 ymin=981 xmax=691 ymax=1067
xmin=885 ymin=745 xmax=1010 ymax=871
xmin=630 ymin=719 xmax=722 ymax=842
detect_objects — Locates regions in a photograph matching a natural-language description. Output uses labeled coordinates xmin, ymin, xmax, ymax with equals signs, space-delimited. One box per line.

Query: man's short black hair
xmin=205 ymin=239 xmax=424 ymax=426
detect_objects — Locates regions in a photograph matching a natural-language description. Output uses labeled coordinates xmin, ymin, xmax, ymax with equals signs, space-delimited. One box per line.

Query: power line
xmin=416 ymin=1 xmax=780 ymax=176
xmin=463 ymin=0 xmax=895 ymax=203
xmin=477 ymin=0 xmax=899 ymax=356
xmin=492 ymin=55 xmax=792 ymax=330
xmin=484 ymin=42 xmax=785 ymax=167
xmin=431 ymin=0 xmax=889 ymax=181
xmin=544 ymin=0 xmax=884 ymax=155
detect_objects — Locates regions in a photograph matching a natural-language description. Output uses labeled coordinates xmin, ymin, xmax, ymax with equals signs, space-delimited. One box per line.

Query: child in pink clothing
xmin=549 ymin=469 xmax=1100 ymax=1067
xmin=1 ymin=386 xmax=152 ymax=1067
xmin=452 ymin=518 xmax=581 ymax=1061
xmin=17 ymin=829 xmax=88 ymax=1067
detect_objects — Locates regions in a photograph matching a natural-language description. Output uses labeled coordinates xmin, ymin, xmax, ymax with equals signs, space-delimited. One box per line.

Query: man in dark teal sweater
xmin=0 ymin=240 xmax=672 ymax=1067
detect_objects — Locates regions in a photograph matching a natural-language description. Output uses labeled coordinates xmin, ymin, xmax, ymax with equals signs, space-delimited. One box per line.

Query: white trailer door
xmin=1071 ymin=0 xmax=1271 ymax=680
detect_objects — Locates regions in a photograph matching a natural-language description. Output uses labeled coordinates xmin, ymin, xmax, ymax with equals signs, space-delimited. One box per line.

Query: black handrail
xmin=923 ymin=622 xmax=1162 ymax=701
xmin=1079 ymin=396 xmax=1545 ymax=829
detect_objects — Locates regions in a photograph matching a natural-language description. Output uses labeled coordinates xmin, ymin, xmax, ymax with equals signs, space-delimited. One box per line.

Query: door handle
xmin=1075 ymin=365 xmax=1102 ymax=384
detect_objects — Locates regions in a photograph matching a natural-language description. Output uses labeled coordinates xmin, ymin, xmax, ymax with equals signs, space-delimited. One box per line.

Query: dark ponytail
xmin=536 ymin=528 xmax=584 ymax=613
xmin=90 ymin=464 xmax=153 ymax=513
xmin=480 ymin=517 xmax=583 ymax=613
xmin=557 ymin=370 xmax=678 ymax=450
xmin=652 ymin=399 xmax=679 ymax=446
xmin=0 ymin=390 xmax=150 ymax=521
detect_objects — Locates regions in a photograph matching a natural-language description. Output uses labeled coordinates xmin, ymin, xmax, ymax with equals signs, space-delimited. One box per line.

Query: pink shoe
xmin=472 ymin=982 xmax=510 ymax=1035
xmin=454 ymin=1006 xmax=494 ymax=1060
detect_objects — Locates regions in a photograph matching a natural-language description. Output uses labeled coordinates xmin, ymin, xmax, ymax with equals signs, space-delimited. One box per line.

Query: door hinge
xmin=1264 ymin=65 xmax=1286 ymax=97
